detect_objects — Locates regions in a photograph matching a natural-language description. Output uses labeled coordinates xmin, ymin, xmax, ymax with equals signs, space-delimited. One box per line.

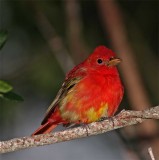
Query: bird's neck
xmin=88 ymin=67 xmax=120 ymax=77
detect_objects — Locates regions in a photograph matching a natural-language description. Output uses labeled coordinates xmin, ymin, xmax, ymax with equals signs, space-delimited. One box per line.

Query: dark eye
xmin=97 ymin=59 xmax=103 ymax=64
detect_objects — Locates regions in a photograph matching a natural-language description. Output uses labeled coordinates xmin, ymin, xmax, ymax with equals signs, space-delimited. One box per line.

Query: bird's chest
xmin=59 ymin=74 xmax=123 ymax=123
xmin=77 ymin=74 xmax=119 ymax=102
xmin=75 ymin=75 xmax=122 ymax=120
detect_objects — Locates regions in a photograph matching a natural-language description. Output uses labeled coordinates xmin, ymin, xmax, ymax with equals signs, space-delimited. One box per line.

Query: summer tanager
xmin=32 ymin=46 xmax=124 ymax=135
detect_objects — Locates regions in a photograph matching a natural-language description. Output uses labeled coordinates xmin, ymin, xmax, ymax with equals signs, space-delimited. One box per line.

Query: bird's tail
xmin=31 ymin=122 xmax=57 ymax=136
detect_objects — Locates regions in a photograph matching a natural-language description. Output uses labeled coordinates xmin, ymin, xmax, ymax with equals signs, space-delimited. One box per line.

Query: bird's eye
xmin=97 ymin=59 xmax=103 ymax=64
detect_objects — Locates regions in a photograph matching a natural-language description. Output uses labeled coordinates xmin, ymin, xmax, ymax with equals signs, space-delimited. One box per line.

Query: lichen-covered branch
xmin=0 ymin=106 xmax=159 ymax=154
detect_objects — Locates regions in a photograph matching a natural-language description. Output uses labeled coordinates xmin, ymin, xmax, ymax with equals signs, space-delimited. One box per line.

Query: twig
xmin=148 ymin=147 xmax=155 ymax=160
xmin=98 ymin=0 xmax=157 ymax=146
xmin=0 ymin=105 xmax=159 ymax=154
xmin=32 ymin=3 xmax=75 ymax=73
xmin=65 ymin=0 xmax=88 ymax=63
xmin=98 ymin=0 xmax=150 ymax=109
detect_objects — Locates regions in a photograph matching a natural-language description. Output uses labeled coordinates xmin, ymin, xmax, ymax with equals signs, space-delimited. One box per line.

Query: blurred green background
xmin=0 ymin=0 xmax=158 ymax=160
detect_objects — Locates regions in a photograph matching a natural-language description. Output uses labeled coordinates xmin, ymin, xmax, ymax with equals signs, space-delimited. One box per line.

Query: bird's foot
xmin=97 ymin=116 xmax=109 ymax=122
xmin=97 ymin=116 xmax=115 ymax=127
xmin=81 ymin=124 xmax=90 ymax=136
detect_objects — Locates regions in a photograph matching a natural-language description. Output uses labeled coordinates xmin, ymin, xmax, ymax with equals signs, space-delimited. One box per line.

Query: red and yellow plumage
xmin=32 ymin=46 xmax=124 ymax=135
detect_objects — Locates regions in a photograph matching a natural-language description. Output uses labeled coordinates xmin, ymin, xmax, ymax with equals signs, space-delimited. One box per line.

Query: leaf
xmin=0 ymin=91 xmax=24 ymax=101
xmin=0 ymin=30 xmax=8 ymax=50
xmin=0 ymin=80 xmax=13 ymax=93
xmin=0 ymin=93 xmax=4 ymax=98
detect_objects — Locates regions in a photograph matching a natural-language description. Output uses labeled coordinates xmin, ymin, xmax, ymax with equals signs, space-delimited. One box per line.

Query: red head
xmin=85 ymin=46 xmax=121 ymax=75
xmin=67 ymin=46 xmax=121 ymax=79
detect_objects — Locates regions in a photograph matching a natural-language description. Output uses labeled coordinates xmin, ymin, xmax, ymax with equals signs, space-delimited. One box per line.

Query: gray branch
xmin=0 ymin=106 xmax=159 ymax=154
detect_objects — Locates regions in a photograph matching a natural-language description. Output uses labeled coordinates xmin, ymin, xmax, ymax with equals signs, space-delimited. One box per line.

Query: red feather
xmin=32 ymin=46 xmax=124 ymax=135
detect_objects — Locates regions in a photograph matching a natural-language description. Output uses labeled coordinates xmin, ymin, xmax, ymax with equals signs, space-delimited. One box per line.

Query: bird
xmin=31 ymin=45 xmax=124 ymax=135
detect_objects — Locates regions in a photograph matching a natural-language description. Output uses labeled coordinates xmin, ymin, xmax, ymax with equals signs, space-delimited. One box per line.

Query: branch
xmin=0 ymin=106 xmax=159 ymax=154
xmin=31 ymin=2 xmax=75 ymax=73
xmin=148 ymin=147 xmax=156 ymax=160
xmin=98 ymin=0 xmax=151 ymax=109
xmin=64 ymin=0 xmax=88 ymax=63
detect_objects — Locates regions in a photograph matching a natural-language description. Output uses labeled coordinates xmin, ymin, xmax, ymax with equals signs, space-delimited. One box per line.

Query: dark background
xmin=0 ymin=0 xmax=158 ymax=160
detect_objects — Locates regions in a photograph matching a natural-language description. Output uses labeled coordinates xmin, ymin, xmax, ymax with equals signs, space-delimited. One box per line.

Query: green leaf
xmin=0 ymin=93 xmax=4 ymax=98
xmin=0 ymin=30 xmax=8 ymax=50
xmin=0 ymin=80 xmax=13 ymax=93
xmin=0 ymin=91 xmax=24 ymax=101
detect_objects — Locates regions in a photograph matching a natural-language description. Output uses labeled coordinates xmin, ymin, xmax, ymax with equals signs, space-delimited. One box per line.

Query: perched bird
xmin=32 ymin=46 xmax=124 ymax=135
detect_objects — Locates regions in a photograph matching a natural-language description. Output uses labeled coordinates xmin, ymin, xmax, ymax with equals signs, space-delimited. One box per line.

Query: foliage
xmin=0 ymin=30 xmax=8 ymax=50
xmin=0 ymin=31 xmax=23 ymax=101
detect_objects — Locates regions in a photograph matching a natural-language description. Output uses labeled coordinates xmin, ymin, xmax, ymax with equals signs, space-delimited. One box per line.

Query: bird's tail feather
xmin=31 ymin=122 xmax=57 ymax=136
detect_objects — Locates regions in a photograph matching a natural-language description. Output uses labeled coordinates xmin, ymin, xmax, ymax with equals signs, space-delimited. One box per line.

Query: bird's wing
xmin=41 ymin=76 xmax=82 ymax=125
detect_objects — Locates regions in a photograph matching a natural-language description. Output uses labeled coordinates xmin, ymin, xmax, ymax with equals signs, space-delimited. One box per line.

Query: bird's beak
xmin=107 ymin=58 xmax=121 ymax=67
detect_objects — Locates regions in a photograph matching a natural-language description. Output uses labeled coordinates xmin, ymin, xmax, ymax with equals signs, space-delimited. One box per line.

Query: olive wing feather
xmin=41 ymin=77 xmax=82 ymax=125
